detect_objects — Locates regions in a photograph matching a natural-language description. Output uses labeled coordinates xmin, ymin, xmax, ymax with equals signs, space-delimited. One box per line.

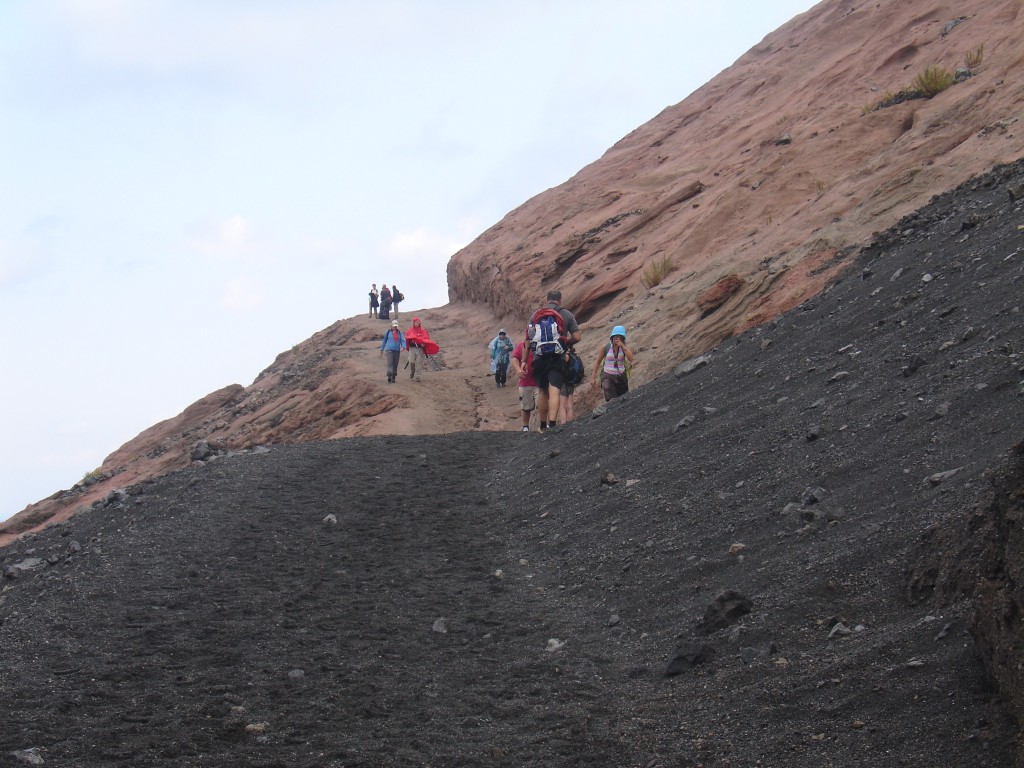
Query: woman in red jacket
xmin=404 ymin=317 xmax=431 ymax=382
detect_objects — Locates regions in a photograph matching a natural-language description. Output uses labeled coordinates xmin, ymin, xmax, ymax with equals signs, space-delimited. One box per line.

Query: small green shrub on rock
xmin=641 ymin=255 xmax=673 ymax=289
xmin=912 ymin=65 xmax=954 ymax=98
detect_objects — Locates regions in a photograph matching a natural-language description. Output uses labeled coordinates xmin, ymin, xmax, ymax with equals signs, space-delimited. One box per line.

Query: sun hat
xmin=499 ymin=328 xmax=506 ymax=334
xmin=610 ymin=325 xmax=627 ymax=340
xmin=392 ymin=320 xmax=399 ymax=327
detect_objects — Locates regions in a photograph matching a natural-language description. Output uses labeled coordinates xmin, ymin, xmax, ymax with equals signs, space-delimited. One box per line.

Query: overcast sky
xmin=0 ymin=0 xmax=818 ymax=521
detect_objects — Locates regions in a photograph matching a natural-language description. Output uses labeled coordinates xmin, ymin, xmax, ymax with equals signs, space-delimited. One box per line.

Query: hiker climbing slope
xmin=593 ymin=324 xmax=635 ymax=401
xmin=530 ymin=289 xmax=580 ymax=431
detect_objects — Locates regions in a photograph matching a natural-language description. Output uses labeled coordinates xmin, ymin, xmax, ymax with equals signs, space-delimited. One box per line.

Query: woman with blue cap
xmin=592 ymin=325 xmax=635 ymax=401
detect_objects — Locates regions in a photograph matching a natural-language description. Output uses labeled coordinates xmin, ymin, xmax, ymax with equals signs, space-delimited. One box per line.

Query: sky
xmin=0 ymin=0 xmax=818 ymax=521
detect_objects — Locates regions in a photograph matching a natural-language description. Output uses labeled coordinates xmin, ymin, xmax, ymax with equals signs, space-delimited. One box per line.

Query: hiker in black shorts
xmin=531 ymin=289 xmax=581 ymax=431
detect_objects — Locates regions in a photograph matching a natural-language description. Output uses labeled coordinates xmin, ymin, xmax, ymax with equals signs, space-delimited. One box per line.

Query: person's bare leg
xmin=559 ymin=394 xmax=574 ymax=424
xmin=547 ymin=384 xmax=560 ymax=424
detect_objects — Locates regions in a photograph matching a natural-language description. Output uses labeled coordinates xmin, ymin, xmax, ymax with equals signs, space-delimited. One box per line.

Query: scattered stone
xmin=10 ymin=749 xmax=44 ymax=766
xmin=941 ymin=17 xmax=966 ymax=36
xmin=828 ymin=622 xmax=852 ymax=639
xmin=608 ymin=614 xmax=622 ymax=627
xmin=245 ymin=722 xmax=270 ymax=734
xmin=664 ymin=642 xmax=716 ymax=676
xmin=190 ymin=440 xmax=213 ymax=461
xmin=801 ymin=487 xmax=828 ymax=505
xmin=651 ymin=406 xmax=670 ymax=415
xmin=921 ymin=273 xmax=934 ymax=283
xmin=738 ymin=643 xmax=778 ymax=664
xmin=828 ymin=371 xmax=849 ymax=383
xmin=926 ymin=467 xmax=963 ymax=486
xmin=287 ymin=669 xmax=305 ymax=680
xmin=673 ymin=355 xmax=710 ymax=378
xmin=548 ymin=449 xmax=562 ymax=458
xmin=673 ymin=415 xmax=697 ymax=433
xmin=1008 ymin=183 xmax=1024 ymax=202
xmin=5 ymin=558 xmax=45 ymax=577
xmin=902 ymin=354 xmax=927 ymax=377
xmin=890 ymin=267 xmax=905 ymax=281
xmin=545 ymin=638 xmax=566 ymax=652
xmin=728 ymin=543 xmax=746 ymax=556
xmin=432 ymin=618 xmax=448 ymax=634
xmin=806 ymin=425 xmax=821 ymax=441
xmin=322 ymin=514 xmax=338 ymax=525
xmin=104 ymin=488 xmax=129 ymax=507
xmin=698 ymin=590 xmax=753 ymax=634
xmin=775 ymin=132 xmax=793 ymax=145
xmin=600 ymin=470 xmax=619 ymax=486
xmin=935 ymin=622 xmax=953 ymax=641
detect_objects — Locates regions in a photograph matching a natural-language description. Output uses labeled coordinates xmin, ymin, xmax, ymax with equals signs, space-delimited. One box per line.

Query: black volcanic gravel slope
xmin=1 ymin=159 xmax=1022 ymax=767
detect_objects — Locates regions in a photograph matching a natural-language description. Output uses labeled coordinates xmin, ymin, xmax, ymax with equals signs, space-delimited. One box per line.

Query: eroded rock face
xmin=907 ymin=442 xmax=1024 ymax=735
xmin=4 ymin=0 xmax=1024 ymax=542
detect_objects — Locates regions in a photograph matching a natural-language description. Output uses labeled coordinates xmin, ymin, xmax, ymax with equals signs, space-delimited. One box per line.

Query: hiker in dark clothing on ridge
xmin=369 ymin=284 xmax=379 ymax=318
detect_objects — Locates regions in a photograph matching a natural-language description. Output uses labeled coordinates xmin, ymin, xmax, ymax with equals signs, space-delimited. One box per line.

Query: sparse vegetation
xmin=913 ymin=65 xmax=955 ymax=98
xmin=864 ymin=45 xmax=985 ymax=115
xmin=964 ymin=44 xmax=984 ymax=69
xmin=640 ymin=255 xmax=673 ymax=289
xmin=81 ymin=469 xmax=104 ymax=485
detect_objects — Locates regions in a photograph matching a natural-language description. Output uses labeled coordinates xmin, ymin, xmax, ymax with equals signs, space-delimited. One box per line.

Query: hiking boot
xmin=521 ymin=426 xmax=530 ymax=432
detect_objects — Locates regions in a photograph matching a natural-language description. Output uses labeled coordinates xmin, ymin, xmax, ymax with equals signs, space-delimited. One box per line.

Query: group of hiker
xmin=379 ymin=317 xmax=433 ymax=383
xmin=369 ymin=283 xmax=404 ymax=320
xmin=493 ymin=289 xmax=636 ymax=432
xmin=373 ymin=286 xmax=636 ymax=430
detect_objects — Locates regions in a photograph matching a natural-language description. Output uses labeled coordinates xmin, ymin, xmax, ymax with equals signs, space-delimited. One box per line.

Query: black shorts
xmin=533 ymin=353 xmax=564 ymax=390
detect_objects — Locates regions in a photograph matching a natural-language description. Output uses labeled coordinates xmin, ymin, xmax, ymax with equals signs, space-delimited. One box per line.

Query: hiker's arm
xmin=623 ymin=346 xmax=635 ymax=364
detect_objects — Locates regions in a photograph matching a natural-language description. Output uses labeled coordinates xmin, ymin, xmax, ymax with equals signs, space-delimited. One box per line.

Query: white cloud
xmin=221 ymin=276 xmax=265 ymax=312
xmin=0 ymin=238 xmax=50 ymax=290
xmin=186 ymin=215 xmax=255 ymax=260
xmin=386 ymin=227 xmax=465 ymax=262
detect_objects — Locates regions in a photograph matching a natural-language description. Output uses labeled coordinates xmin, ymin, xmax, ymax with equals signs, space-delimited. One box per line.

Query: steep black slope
xmin=1 ymin=160 xmax=1022 ymax=767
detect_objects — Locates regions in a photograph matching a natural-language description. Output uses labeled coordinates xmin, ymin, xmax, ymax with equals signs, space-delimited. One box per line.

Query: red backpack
xmin=529 ymin=307 xmax=567 ymax=355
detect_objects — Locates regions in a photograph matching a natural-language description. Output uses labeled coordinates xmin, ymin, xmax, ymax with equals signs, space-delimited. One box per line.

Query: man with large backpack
xmin=529 ymin=289 xmax=581 ymax=431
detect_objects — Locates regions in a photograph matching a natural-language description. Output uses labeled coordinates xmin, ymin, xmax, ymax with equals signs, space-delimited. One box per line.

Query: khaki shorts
xmin=518 ymin=386 xmax=538 ymax=412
